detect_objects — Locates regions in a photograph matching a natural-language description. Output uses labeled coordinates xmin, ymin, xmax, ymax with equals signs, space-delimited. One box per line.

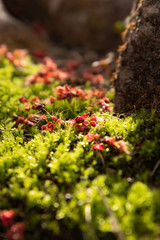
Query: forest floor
xmin=0 ymin=45 xmax=160 ymax=240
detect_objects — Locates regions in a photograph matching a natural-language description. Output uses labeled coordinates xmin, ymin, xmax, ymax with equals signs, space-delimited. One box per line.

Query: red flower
xmin=92 ymin=143 xmax=105 ymax=151
xmin=116 ymin=140 xmax=128 ymax=153
xmin=32 ymin=103 xmax=45 ymax=110
xmin=90 ymin=114 xmax=97 ymax=121
xmin=31 ymin=97 xmax=40 ymax=103
xmin=0 ymin=210 xmax=16 ymax=227
xmin=67 ymin=119 xmax=76 ymax=126
xmin=56 ymin=85 xmax=69 ymax=99
xmin=46 ymin=122 xmax=55 ymax=131
xmin=95 ymin=74 xmax=104 ymax=84
xmin=49 ymin=96 xmax=56 ymax=104
xmin=28 ymin=114 xmax=35 ymax=121
xmin=6 ymin=49 xmax=27 ymax=67
xmin=43 ymin=57 xmax=57 ymax=72
xmin=56 ymin=85 xmax=77 ymax=99
xmin=24 ymin=103 xmax=30 ymax=111
xmin=13 ymin=116 xmax=25 ymax=126
xmin=76 ymin=124 xmax=90 ymax=133
xmin=6 ymin=222 xmax=25 ymax=240
xmin=75 ymin=113 xmax=90 ymax=123
xmin=103 ymin=136 xmax=116 ymax=146
xmin=56 ymin=118 xmax=64 ymax=124
xmin=92 ymin=90 xmax=105 ymax=99
xmin=83 ymin=120 xmax=90 ymax=126
xmin=24 ymin=119 xmax=35 ymax=126
xmin=51 ymin=115 xmax=57 ymax=121
xmin=99 ymin=97 xmax=110 ymax=104
xmin=75 ymin=116 xmax=84 ymax=123
xmin=40 ymin=115 xmax=47 ymax=121
xmin=87 ymin=133 xmax=100 ymax=142
xmin=19 ymin=97 xmax=29 ymax=103
xmin=41 ymin=125 xmax=47 ymax=131
xmin=90 ymin=121 xmax=97 ymax=127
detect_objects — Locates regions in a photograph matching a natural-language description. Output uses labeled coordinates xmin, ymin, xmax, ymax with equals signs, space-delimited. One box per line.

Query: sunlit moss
xmin=0 ymin=51 xmax=160 ymax=240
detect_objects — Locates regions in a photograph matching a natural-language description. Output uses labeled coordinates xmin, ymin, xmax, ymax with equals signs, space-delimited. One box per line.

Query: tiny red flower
xmin=43 ymin=57 xmax=57 ymax=72
xmin=103 ymin=136 xmax=116 ymax=146
xmin=13 ymin=116 xmax=25 ymax=126
xmin=6 ymin=222 xmax=25 ymax=240
xmin=28 ymin=114 xmax=35 ymax=121
xmin=32 ymin=103 xmax=45 ymax=110
xmin=24 ymin=119 xmax=35 ymax=126
xmin=92 ymin=143 xmax=105 ymax=151
xmin=75 ymin=113 xmax=90 ymax=123
xmin=99 ymin=97 xmax=110 ymax=104
xmin=24 ymin=103 xmax=30 ymax=111
xmin=41 ymin=125 xmax=47 ymax=130
xmin=57 ymin=118 xmax=64 ymax=124
xmin=116 ymin=140 xmax=128 ymax=153
xmin=31 ymin=97 xmax=40 ymax=103
xmin=51 ymin=115 xmax=57 ymax=121
xmin=46 ymin=122 xmax=55 ymax=131
xmin=90 ymin=121 xmax=97 ymax=127
xmin=49 ymin=96 xmax=56 ymax=104
xmin=83 ymin=120 xmax=90 ymax=126
xmin=87 ymin=133 xmax=100 ymax=142
xmin=76 ymin=124 xmax=90 ymax=133
xmin=95 ymin=74 xmax=104 ymax=84
xmin=90 ymin=114 xmax=97 ymax=121
xmin=6 ymin=49 xmax=27 ymax=67
xmin=40 ymin=115 xmax=47 ymax=121
xmin=0 ymin=210 xmax=16 ymax=227
xmin=19 ymin=97 xmax=29 ymax=103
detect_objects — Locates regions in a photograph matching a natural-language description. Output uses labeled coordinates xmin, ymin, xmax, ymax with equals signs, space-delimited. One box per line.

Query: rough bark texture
xmin=2 ymin=0 xmax=132 ymax=51
xmin=114 ymin=0 xmax=160 ymax=113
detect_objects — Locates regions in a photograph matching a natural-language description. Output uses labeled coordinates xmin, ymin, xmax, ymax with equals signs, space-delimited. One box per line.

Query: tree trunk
xmin=114 ymin=0 xmax=160 ymax=113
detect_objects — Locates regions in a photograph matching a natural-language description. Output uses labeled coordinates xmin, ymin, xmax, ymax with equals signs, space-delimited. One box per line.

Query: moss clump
xmin=0 ymin=46 xmax=160 ymax=240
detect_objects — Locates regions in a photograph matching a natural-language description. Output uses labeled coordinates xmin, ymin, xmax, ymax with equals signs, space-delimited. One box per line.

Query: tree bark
xmin=114 ymin=0 xmax=160 ymax=113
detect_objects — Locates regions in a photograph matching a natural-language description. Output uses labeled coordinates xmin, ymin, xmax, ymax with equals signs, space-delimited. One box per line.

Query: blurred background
xmin=0 ymin=0 xmax=132 ymax=63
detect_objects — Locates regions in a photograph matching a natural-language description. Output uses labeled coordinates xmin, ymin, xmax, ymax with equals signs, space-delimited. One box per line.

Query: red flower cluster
xmin=6 ymin=49 xmax=27 ymax=67
xmin=0 ymin=45 xmax=27 ymax=67
xmin=82 ymin=132 xmax=130 ymax=154
xmin=92 ymin=143 xmax=105 ymax=151
xmin=99 ymin=97 xmax=112 ymax=112
xmin=19 ymin=83 xmax=111 ymax=115
xmin=87 ymin=133 xmax=100 ymax=142
xmin=19 ymin=96 xmax=48 ymax=112
xmin=56 ymin=85 xmax=85 ymax=100
xmin=72 ymin=113 xmax=98 ymax=133
xmin=0 ymin=210 xmax=16 ymax=227
xmin=6 ymin=222 xmax=25 ymax=240
xmin=0 ymin=210 xmax=25 ymax=240
xmin=92 ymin=135 xmax=129 ymax=153
xmin=26 ymin=57 xmax=70 ymax=85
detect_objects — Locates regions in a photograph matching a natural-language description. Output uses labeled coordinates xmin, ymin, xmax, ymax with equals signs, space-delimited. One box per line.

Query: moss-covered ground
xmin=0 ymin=46 xmax=160 ymax=240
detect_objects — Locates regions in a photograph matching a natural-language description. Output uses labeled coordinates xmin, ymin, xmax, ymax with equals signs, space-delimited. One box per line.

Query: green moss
xmin=0 ymin=50 xmax=160 ymax=240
